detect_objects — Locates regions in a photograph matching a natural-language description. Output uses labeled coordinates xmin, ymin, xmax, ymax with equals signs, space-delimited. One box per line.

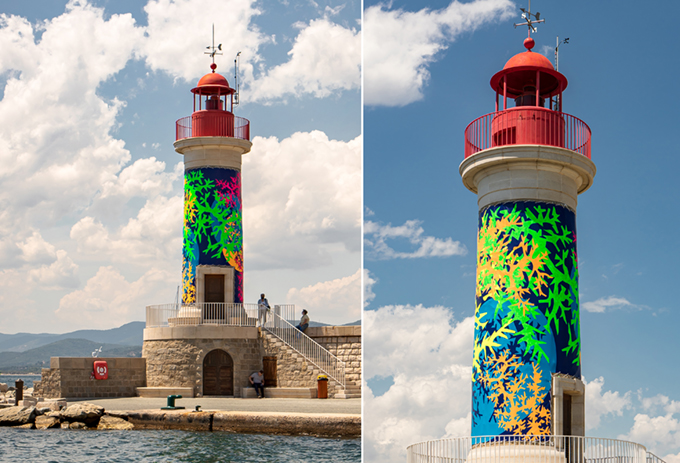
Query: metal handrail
xmin=464 ymin=108 xmax=591 ymax=159
xmin=262 ymin=311 xmax=346 ymax=390
xmin=146 ymin=303 xmax=260 ymax=328
xmin=176 ymin=114 xmax=250 ymax=141
xmin=407 ymin=435 xmax=649 ymax=463
xmin=146 ymin=303 xmax=301 ymax=328
xmin=647 ymin=453 xmax=667 ymax=463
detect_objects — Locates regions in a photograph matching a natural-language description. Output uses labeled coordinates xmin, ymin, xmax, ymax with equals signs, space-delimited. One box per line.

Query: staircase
xmin=261 ymin=312 xmax=359 ymax=398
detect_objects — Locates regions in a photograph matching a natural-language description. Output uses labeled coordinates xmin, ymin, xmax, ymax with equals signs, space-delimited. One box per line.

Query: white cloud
xmin=141 ymin=0 xmax=268 ymax=83
xmin=582 ymin=296 xmax=635 ymax=313
xmin=363 ymin=269 xmax=377 ymax=308
xmin=364 ymin=219 xmax=467 ymax=259
xmin=619 ymin=413 xmax=680 ymax=456
xmin=0 ymin=230 xmax=78 ymax=293
xmin=243 ymin=132 xmax=361 ymax=270
xmin=248 ymin=18 xmax=360 ymax=102
xmin=99 ymin=157 xmax=182 ymax=199
xmin=28 ymin=250 xmax=79 ymax=290
xmin=364 ymin=305 xmax=473 ymax=462
xmin=639 ymin=393 xmax=680 ymax=415
xmin=286 ymin=269 xmax=361 ymax=324
xmin=71 ymin=194 xmax=182 ymax=265
xmin=364 ymin=0 xmax=514 ymax=106
xmin=585 ymin=376 xmax=632 ymax=430
xmin=56 ymin=265 xmax=174 ymax=329
xmin=17 ymin=231 xmax=57 ymax=265
xmin=0 ymin=3 xmax=141 ymax=228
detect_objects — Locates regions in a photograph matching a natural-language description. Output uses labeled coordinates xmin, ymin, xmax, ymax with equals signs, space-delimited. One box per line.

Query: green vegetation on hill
xmin=0 ymin=321 xmax=145 ymax=353
xmin=0 ymin=338 xmax=142 ymax=374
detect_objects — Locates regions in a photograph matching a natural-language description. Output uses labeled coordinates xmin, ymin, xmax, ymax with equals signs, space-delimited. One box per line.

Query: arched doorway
xmin=203 ymin=349 xmax=234 ymax=396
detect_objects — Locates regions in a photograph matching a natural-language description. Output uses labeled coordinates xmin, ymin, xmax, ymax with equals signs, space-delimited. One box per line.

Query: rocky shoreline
xmin=0 ymin=403 xmax=360 ymax=437
xmin=0 ymin=382 xmax=360 ymax=437
xmin=0 ymin=402 xmax=133 ymax=430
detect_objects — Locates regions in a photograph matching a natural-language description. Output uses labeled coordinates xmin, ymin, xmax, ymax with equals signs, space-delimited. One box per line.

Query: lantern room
xmin=490 ymin=37 xmax=567 ymax=111
xmin=175 ymin=63 xmax=250 ymax=141
xmin=464 ymin=37 xmax=591 ymax=159
xmin=192 ymin=63 xmax=236 ymax=113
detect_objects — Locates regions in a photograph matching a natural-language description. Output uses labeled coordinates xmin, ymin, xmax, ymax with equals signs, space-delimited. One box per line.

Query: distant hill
xmin=308 ymin=319 xmax=361 ymax=328
xmin=343 ymin=320 xmax=361 ymax=326
xmin=0 ymin=339 xmax=142 ymax=374
xmin=0 ymin=321 xmax=145 ymax=353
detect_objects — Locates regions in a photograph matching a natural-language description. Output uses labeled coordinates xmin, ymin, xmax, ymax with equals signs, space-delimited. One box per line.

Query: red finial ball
xmin=524 ymin=37 xmax=535 ymax=51
xmin=210 ymin=63 xmax=217 ymax=73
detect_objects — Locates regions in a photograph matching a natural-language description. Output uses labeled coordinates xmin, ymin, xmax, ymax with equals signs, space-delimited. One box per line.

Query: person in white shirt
xmin=296 ymin=310 xmax=310 ymax=333
xmin=257 ymin=294 xmax=270 ymax=327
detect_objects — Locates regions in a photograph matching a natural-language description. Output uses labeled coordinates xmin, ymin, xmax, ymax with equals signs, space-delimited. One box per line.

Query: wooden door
xmin=204 ymin=274 xmax=225 ymax=320
xmin=204 ymin=274 xmax=225 ymax=302
xmin=263 ymin=356 xmax=277 ymax=387
xmin=203 ymin=349 xmax=233 ymax=396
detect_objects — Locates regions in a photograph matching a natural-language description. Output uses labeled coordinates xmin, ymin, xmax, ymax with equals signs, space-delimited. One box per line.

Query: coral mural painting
xmin=182 ymin=167 xmax=243 ymax=304
xmin=472 ymin=201 xmax=580 ymax=437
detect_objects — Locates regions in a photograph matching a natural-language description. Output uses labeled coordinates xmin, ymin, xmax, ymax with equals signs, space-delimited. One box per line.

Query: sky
xmin=0 ymin=0 xmax=361 ymax=333
xmin=363 ymin=0 xmax=680 ymax=462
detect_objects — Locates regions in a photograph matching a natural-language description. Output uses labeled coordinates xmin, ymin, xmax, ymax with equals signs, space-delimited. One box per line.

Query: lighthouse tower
xmin=460 ymin=33 xmax=595 ymax=438
xmin=175 ymin=61 xmax=251 ymax=309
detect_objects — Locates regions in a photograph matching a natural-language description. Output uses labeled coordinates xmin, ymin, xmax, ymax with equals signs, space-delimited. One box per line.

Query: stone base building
xmin=35 ymin=324 xmax=361 ymax=400
xmin=142 ymin=324 xmax=361 ymax=399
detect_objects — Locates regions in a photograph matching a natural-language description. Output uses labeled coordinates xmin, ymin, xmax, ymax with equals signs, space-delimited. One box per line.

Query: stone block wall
xmin=143 ymin=338 xmax=262 ymax=397
xmin=307 ymin=326 xmax=361 ymax=387
xmin=33 ymin=357 xmax=146 ymax=399
xmin=263 ymin=333 xmax=322 ymax=388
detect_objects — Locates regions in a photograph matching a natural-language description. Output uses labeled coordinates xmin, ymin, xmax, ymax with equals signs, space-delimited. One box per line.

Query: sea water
xmin=0 ymin=428 xmax=361 ymax=462
xmin=0 ymin=374 xmax=41 ymax=389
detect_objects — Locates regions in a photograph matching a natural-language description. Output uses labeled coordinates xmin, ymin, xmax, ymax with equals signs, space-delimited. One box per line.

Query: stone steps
xmin=334 ymin=384 xmax=362 ymax=399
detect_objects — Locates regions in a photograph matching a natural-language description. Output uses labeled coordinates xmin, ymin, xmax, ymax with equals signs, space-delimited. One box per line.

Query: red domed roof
xmin=489 ymin=38 xmax=568 ymax=99
xmin=198 ymin=72 xmax=230 ymax=88
xmin=191 ymin=67 xmax=235 ymax=95
xmin=503 ymin=50 xmax=554 ymax=72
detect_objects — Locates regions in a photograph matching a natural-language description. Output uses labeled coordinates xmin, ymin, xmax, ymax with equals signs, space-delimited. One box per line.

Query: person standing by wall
xmin=249 ymin=370 xmax=265 ymax=398
xmin=257 ymin=294 xmax=270 ymax=327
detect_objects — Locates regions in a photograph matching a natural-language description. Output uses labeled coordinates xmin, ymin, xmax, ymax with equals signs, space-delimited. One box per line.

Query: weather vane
xmin=514 ymin=0 xmax=544 ymax=35
xmin=205 ymin=24 xmax=222 ymax=64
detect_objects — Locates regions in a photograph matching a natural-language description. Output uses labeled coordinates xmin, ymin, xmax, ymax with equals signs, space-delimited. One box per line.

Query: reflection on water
xmin=0 ymin=429 xmax=361 ymax=462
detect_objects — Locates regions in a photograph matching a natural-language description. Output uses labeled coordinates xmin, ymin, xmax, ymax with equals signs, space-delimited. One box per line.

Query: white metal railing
xmin=262 ymin=311 xmax=346 ymax=389
xmin=146 ymin=303 xmax=261 ymax=328
xmin=647 ymin=453 xmax=667 ymax=463
xmin=406 ymin=436 xmax=649 ymax=463
xmin=271 ymin=304 xmax=298 ymax=325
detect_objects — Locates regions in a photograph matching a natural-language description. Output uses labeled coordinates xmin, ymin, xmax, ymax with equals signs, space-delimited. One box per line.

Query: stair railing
xmin=262 ymin=311 xmax=346 ymax=389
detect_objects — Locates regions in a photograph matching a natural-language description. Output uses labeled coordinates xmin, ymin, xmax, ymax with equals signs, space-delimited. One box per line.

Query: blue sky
xmin=0 ymin=0 xmax=361 ymax=333
xmin=363 ymin=0 xmax=680 ymax=461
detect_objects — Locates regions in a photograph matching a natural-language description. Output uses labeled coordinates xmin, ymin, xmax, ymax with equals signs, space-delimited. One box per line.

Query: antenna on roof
xmin=204 ymin=24 xmax=223 ymax=65
xmin=554 ymin=36 xmax=569 ymax=71
xmin=514 ymin=0 xmax=545 ymax=35
xmin=553 ymin=36 xmax=569 ymax=111
xmin=234 ymin=51 xmax=241 ymax=107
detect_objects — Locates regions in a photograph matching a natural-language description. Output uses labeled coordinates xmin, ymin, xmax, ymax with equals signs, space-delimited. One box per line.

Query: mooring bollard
xmin=15 ymin=379 xmax=23 ymax=403
xmin=161 ymin=394 xmax=185 ymax=410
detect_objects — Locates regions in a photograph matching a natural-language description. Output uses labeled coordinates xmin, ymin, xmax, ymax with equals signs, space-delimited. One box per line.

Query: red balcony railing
xmin=464 ymin=107 xmax=591 ymax=159
xmin=176 ymin=113 xmax=250 ymax=141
